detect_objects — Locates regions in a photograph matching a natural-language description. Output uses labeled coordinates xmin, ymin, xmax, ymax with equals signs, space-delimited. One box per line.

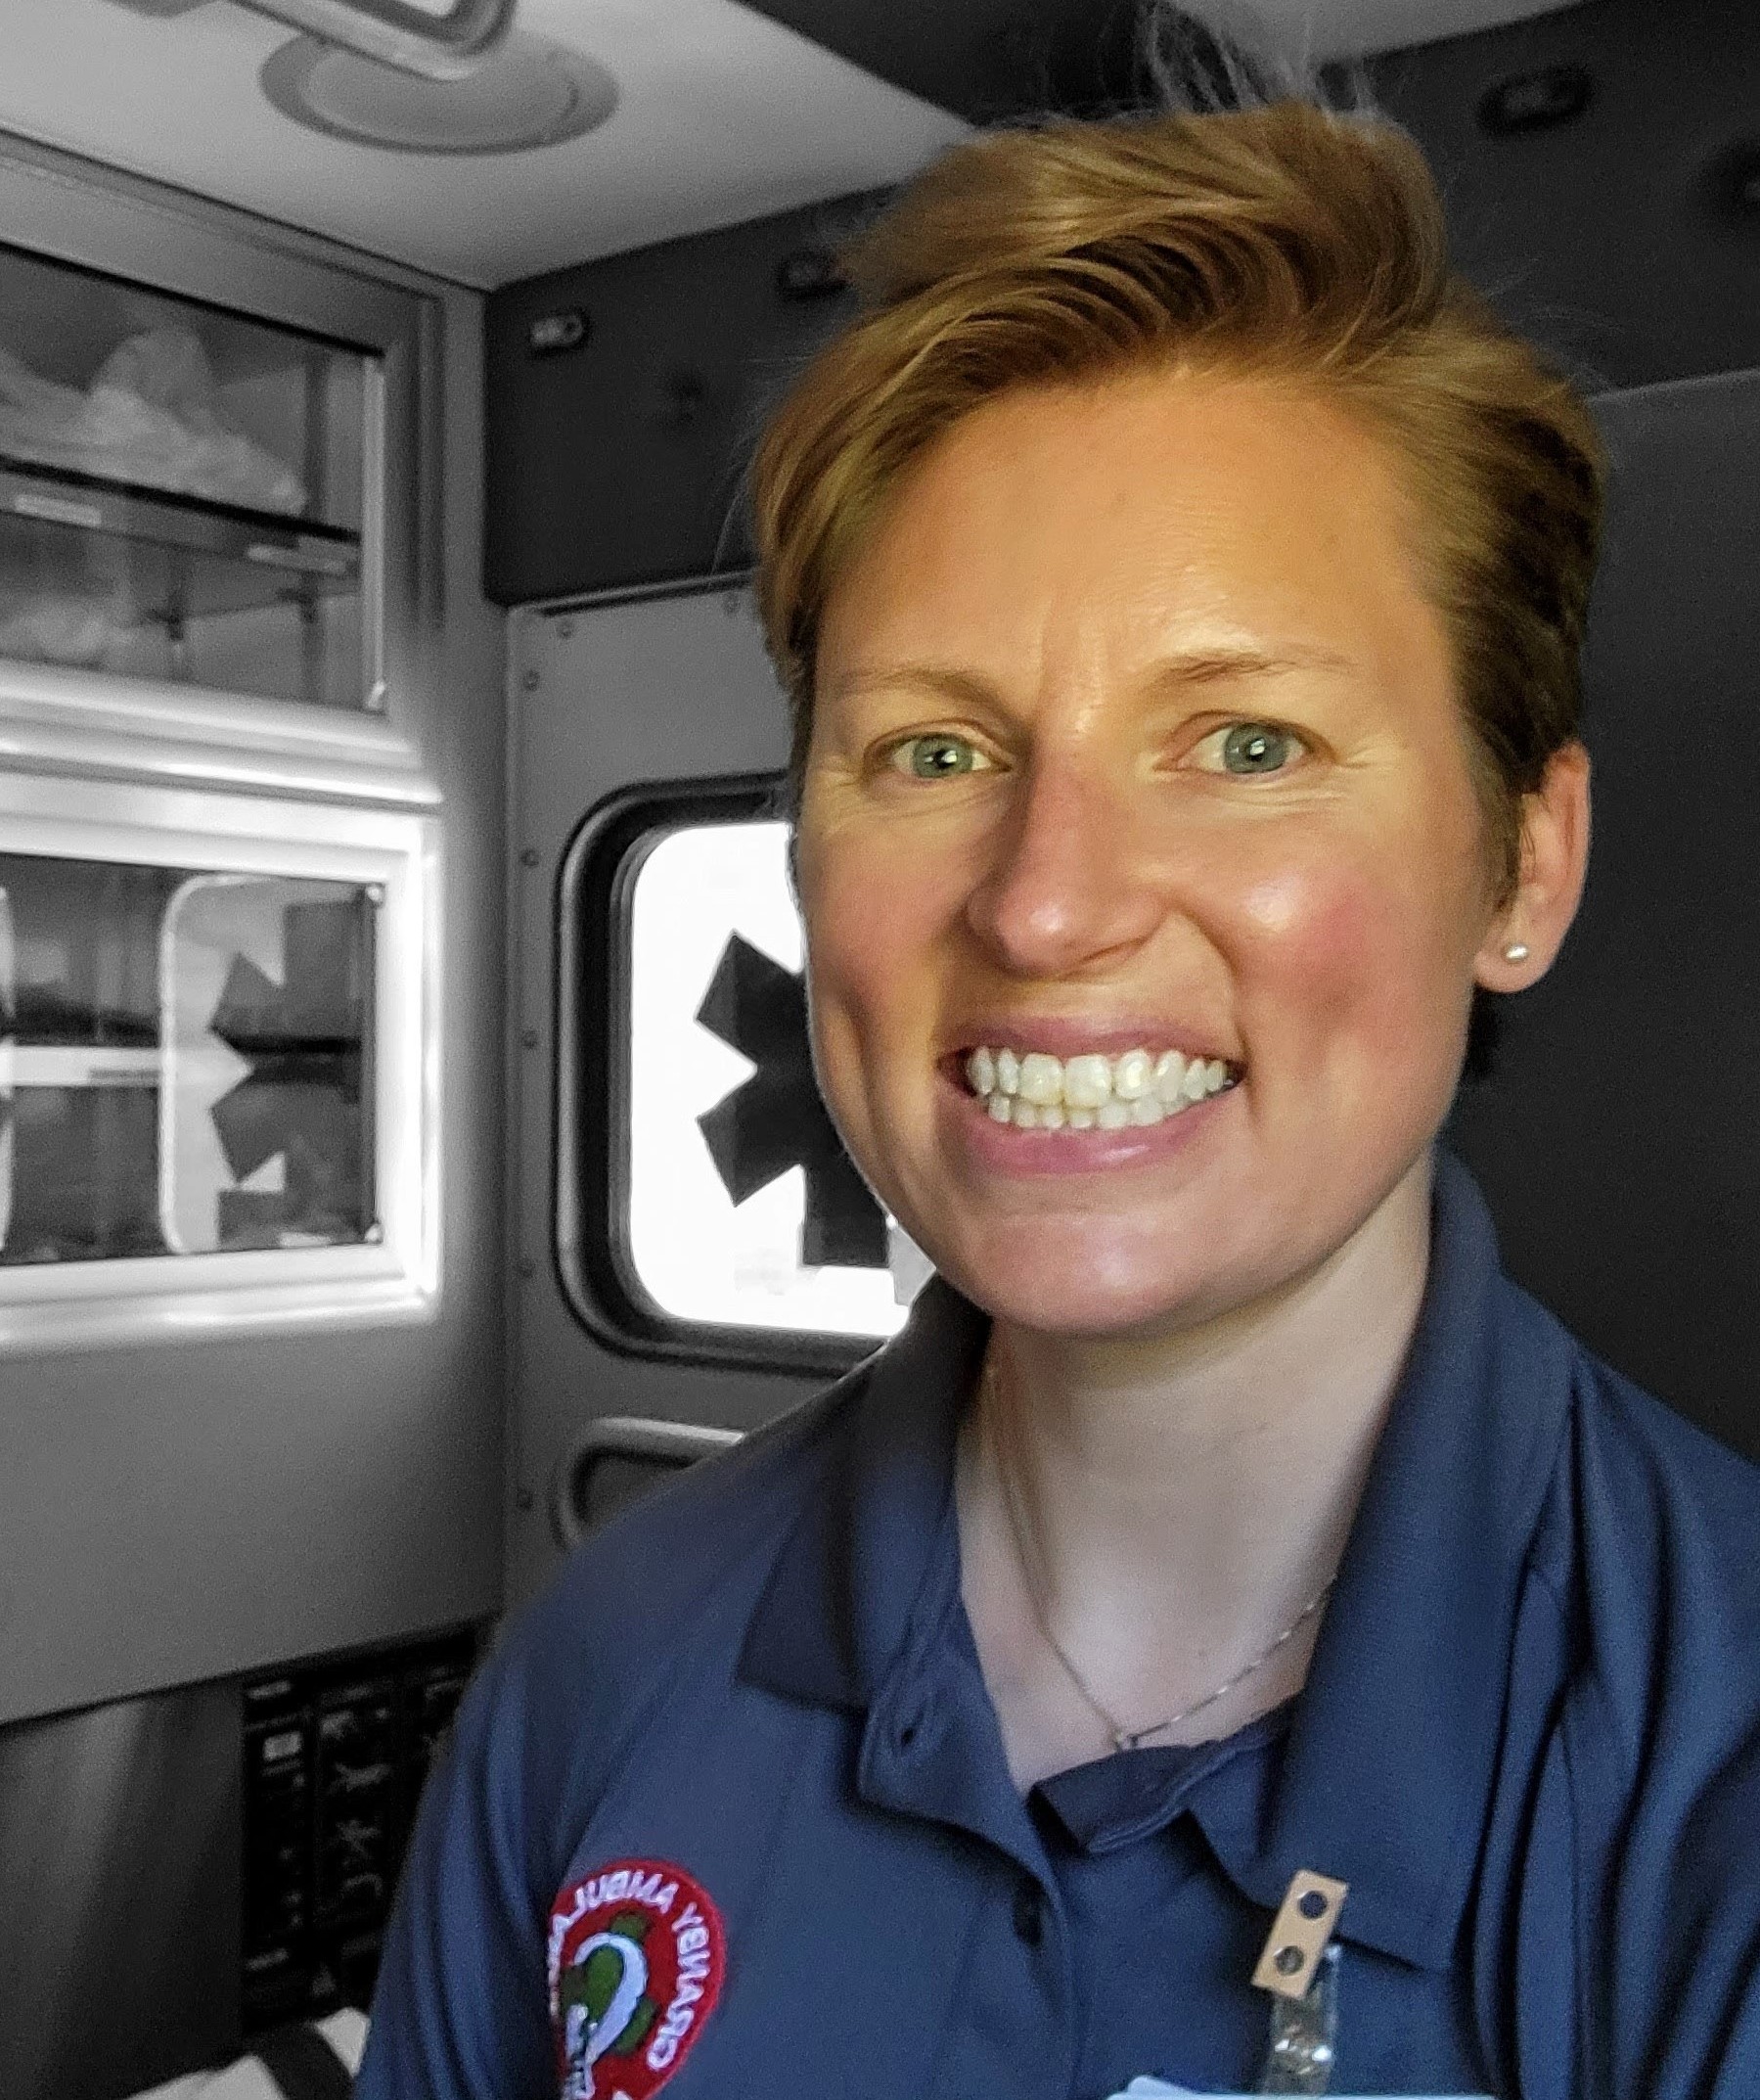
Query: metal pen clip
xmin=1252 ymin=1870 xmax=1348 ymax=2095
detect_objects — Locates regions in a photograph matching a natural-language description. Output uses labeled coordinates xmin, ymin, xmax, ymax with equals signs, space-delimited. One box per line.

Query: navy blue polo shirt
xmin=358 ymin=1146 xmax=1760 ymax=2099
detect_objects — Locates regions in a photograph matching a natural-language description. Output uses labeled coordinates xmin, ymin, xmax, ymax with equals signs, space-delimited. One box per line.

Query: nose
xmin=963 ymin=752 xmax=1163 ymax=979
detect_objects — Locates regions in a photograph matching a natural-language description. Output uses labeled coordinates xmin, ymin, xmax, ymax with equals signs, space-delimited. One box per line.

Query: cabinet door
xmin=0 ymin=241 xmax=374 ymax=712
xmin=0 ymin=137 xmax=433 ymax=750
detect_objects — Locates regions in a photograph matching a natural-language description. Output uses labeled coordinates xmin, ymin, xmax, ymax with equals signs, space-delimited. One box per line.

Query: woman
xmin=359 ymin=101 xmax=1760 ymax=2099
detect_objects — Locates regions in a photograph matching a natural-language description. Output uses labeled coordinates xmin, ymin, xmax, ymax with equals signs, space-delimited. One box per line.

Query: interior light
xmin=259 ymin=28 xmax=616 ymax=155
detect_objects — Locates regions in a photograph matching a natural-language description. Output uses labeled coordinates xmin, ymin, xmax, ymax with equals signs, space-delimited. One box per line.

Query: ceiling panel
xmin=0 ymin=0 xmax=967 ymax=287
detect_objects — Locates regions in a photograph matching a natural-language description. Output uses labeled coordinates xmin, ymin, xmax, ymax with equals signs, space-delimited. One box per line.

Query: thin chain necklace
xmin=982 ymin=1354 xmax=1337 ymax=1756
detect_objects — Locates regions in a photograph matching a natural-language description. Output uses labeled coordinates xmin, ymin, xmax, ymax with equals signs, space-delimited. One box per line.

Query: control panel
xmin=242 ymin=1628 xmax=477 ymax=2029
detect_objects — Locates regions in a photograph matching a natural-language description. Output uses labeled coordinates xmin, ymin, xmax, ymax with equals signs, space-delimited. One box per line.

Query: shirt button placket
xmin=1004 ymin=1872 xmax=1075 ymax=2100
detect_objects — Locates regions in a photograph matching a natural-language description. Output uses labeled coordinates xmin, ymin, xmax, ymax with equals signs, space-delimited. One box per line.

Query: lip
xmin=936 ymin=1059 xmax=1241 ymax=1176
xmin=942 ymin=1015 xmax=1243 ymax=1068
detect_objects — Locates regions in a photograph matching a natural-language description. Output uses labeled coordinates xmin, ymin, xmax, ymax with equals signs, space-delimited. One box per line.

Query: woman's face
xmin=796 ymin=369 xmax=1544 ymax=1342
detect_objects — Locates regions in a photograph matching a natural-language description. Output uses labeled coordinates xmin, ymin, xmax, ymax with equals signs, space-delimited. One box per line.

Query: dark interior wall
xmin=0 ymin=1682 xmax=241 ymax=2100
xmin=484 ymin=195 xmax=880 ymax=603
xmin=1360 ymin=0 xmax=1760 ymax=389
xmin=486 ymin=0 xmax=1760 ymax=606
xmin=1441 ymin=370 xmax=1760 ymax=1464
xmin=739 ymin=0 xmax=1760 ymax=395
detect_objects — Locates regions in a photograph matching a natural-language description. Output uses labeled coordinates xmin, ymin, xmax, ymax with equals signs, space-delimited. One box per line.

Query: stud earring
xmin=1503 ymin=942 xmax=1529 ymax=963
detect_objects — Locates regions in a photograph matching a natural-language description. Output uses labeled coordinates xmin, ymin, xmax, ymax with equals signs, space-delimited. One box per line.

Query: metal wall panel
xmin=505 ymin=583 xmax=817 ymax=1611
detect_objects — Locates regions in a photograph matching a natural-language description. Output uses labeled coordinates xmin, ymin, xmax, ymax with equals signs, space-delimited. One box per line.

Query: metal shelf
xmin=0 ymin=454 xmax=360 ymax=634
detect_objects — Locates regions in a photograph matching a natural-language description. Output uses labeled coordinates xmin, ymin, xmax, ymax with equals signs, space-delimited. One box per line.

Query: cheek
xmin=1235 ymin=852 xmax=1464 ymax=1065
xmin=797 ymin=834 xmax=945 ymax=1099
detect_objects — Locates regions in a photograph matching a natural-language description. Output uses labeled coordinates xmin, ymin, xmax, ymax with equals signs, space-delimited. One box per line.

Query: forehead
xmin=816 ymin=368 xmax=1443 ymax=699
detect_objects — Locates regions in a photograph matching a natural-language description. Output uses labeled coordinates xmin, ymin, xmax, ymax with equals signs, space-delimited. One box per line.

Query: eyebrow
xmin=824 ymin=641 xmax=1356 ymax=708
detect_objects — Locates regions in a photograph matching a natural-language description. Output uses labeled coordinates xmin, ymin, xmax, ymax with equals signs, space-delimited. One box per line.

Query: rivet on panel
xmin=558 ymin=618 xmax=575 ymax=638
xmin=522 ymin=668 xmax=541 ymax=692
xmin=519 ymin=846 xmax=539 ymax=867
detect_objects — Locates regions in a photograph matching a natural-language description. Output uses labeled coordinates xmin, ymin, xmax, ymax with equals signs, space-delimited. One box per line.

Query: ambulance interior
xmin=0 ymin=0 xmax=1753 ymax=2091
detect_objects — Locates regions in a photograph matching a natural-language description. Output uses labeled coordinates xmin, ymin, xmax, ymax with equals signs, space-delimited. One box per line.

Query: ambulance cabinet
xmin=0 ymin=119 xmax=505 ymax=2099
xmin=0 ymin=130 xmax=448 ymax=1357
xmin=0 ymin=240 xmax=374 ymax=712
xmin=0 ymin=130 xmax=502 ymax=1721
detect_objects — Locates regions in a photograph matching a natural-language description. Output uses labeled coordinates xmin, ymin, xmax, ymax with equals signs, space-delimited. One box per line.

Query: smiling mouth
xmin=957 ymin=1043 xmax=1242 ymax=1131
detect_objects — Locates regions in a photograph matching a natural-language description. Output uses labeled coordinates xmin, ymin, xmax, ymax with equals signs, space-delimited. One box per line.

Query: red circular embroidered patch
xmin=547 ymin=1857 xmax=727 ymax=2100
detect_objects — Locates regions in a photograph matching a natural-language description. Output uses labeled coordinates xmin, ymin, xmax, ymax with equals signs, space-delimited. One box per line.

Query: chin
xmin=936 ymin=1225 xmax=1245 ymax=1342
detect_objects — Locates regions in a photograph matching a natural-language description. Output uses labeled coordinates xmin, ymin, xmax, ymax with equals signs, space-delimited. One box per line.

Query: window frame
xmin=555 ymin=772 xmax=883 ymax=1376
xmin=0 ymin=765 xmax=439 ymax=1351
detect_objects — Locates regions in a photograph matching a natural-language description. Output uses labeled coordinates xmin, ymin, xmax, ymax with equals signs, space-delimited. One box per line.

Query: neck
xmin=958 ymin=1147 xmax=1435 ymax=1773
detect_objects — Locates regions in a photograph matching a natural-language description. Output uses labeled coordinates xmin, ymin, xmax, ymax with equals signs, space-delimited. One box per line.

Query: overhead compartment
xmin=482 ymin=191 xmax=883 ymax=605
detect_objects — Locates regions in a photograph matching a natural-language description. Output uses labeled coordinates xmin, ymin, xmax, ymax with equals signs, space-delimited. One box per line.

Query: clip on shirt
xmin=1102 ymin=1870 xmax=1344 ymax=2100
xmin=1102 ymin=1870 xmax=1493 ymax=2100
xmin=1252 ymin=1869 xmax=1349 ymax=2093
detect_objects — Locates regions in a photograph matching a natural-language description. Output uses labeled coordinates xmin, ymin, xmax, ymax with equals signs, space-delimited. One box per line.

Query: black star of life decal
xmin=207 ymin=893 xmax=367 ymax=1242
xmin=693 ymin=932 xmax=887 ymax=1268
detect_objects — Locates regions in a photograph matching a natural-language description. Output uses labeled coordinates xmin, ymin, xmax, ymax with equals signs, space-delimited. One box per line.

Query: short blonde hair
xmin=750 ymin=101 xmax=1605 ymax=1066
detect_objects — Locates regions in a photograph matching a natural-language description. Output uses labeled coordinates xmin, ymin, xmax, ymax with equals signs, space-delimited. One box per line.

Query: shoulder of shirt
xmin=1550 ymin=1312 xmax=1760 ymax=1592
xmin=1520 ymin=1286 xmax=1760 ymax=1753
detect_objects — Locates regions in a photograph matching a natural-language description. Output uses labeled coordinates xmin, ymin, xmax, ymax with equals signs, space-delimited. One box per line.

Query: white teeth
xmin=1062 ymin=1054 xmax=1112 ymax=1110
xmin=1017 ymin=1051 xmax=1062 ymax=1107
xmin=1111 ymin=1048 xmax=1153 ymax=1101
xmin=965 ymin=1039 xmax=1241 ymax=1132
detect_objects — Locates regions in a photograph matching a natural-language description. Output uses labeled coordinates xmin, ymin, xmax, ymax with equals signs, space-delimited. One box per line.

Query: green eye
xmin=1206 ymin=721 xmax=1303 ymax=775
xmin=890 ymin=733 xmax=985 ymax=779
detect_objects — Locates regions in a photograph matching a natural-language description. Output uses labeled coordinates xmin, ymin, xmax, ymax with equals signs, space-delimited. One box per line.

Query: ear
xmin=1474 ymin=739 xmax=1592 ymax=988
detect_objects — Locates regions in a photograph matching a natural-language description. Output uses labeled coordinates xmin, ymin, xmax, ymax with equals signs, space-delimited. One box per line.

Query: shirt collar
xmin=738 ymin=1266 xmax=986 ymax=1712
xmin=738 ymin=1144 xmax=1576 ymax=1971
